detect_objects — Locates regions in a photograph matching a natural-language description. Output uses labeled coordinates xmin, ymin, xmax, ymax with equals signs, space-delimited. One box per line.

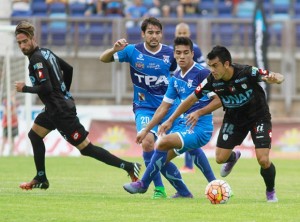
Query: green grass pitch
xmin=0 ymin=156 xmax=299 ymax=222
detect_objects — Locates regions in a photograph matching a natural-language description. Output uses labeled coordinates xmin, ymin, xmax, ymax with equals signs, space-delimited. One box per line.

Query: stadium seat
xmin=236 ymin=1 xmax=255 ymax=18
xmin=69 ymin=2 xmax=86 ymax=17
xmin=198 ymin=1 xmax=215 ymax=17
xmin=31 ymin=2 xmax=48 ymax=16
xmin=87 ymin=21 xmax=112 ymax=46
xmin=126 ymin=26 xmax=142 ymax=44
xmin=217 ymin=2 xmax=233 ymax=17
xmin=49 ymin=13 xmax=68 ymax=46
xmin=48 ymin=2 xmax=66 ymax=14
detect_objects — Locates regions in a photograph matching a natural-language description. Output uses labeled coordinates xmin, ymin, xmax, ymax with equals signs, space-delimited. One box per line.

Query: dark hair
xmin=207 ymin=45 xmax=232 ymax=65
xmin=15 ymin=21 xmax=35 ymax=38
xmin=141 ymin=17 xmax=162 ymax=32
xmin=173 ymin=37 xmax=193 ymax=51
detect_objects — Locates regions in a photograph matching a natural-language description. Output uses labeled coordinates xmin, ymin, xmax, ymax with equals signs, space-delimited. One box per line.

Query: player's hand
xmin=186 ymin=112 xmax=199 ymax=130
xmin=113 ymin=38 xmax=128 ymax=51
xmin=136 ymin=129 xmax=148 ymax=144
xmin=158 ymin=120 xmax=172 ymax=136
xmin=15 ymin=81 xmax=25 ymax=92
xmin=262 ymin=72 xmax=284 ymax=84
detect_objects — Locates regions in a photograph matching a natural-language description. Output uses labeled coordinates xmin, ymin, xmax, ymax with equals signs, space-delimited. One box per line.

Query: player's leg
xmin=252 ymin=120 xmax=277 ymax=202
xmin=135 ymin=110 xmax=166 ymax=198
xmin=217 ymin=121 xmax=245 ymax=177
xmin=20 ymin=112 xmax=53 ymax=190
xmin=124 ymin=133 xmax=192 ymax=197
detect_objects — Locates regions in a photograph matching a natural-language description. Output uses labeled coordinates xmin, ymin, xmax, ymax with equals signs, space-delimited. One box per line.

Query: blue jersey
xmin=164 ymin=62 xmax=212 ymax=117
xmin=114 ymin=43 xmax=177 ymax=112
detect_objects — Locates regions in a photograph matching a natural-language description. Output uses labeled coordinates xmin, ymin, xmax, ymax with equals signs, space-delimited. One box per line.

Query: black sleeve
xmin=22 ymin=80 xmax=53 ymax=94
xmin=58 ymin=57 xmax=73 ymax=91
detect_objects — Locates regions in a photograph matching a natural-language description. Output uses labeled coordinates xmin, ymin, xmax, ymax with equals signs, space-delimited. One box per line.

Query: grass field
xmin=0 ymin=156 xmax=299 ymax=222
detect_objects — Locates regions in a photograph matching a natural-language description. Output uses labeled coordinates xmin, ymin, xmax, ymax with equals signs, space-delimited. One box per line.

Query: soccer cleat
xmin=266 ymin=190 xmax=278 ymax=203
xmin=220 ymin=150 xmax=241 ymax=177
xmin=19 ymin=179 xmax=49 ymax=190
xmin=123 ymin=180 xmax=147 ymax=194
xmin=152 ymin=186 xmax=167 ymax=199
xmin=171 ymin=192 xmax=194 ymax=198
xmin=128 ymin=163 xmax=142 ymax=182
xmin=179 ymin=166 xmax=195 ymax=174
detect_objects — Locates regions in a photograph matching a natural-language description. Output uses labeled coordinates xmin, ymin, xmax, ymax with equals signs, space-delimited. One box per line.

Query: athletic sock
xmin=189 ymin=149 xmax=216 ymax=182
xmin=28 ymin=129 xmax=47 ymax=181
xmin=142 ymin=150 xmax=167 ymax=188
xmin=225 ymin=151 xmax=236 ymax=163
xmin=80 ymin=143 xmax=132 ymax=172
xmin=184 ymin=152 xmax=194 ymax=169
xmin=260 ymin=162 xmax=276 ymax=192
xmin=143 ymin=150 xmax=164 ymax=187
xmin=161 ymin=161 xmax=192 ymax=196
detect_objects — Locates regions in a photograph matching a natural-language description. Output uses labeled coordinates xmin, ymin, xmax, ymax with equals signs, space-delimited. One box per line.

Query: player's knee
xmin=257 ymin=157 xmax=270 ymax=168
xmin=28 ymin=129 xmax=42 ymax=142
xmin=142 ymin=138 xmax=154 ymax=152
xmin=157 ymin=137 xmax=171 ymax=151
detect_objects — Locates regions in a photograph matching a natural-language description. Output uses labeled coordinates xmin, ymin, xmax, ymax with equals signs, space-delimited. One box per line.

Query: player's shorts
xmin=135 ymin=108 xmax=180 ymax=139
xmin=217 ymin=118 xmax=272 ymax=149
xmin=34 ymin=107 xmax=88 ymax=146
xmin=3 ymin=126 xmax=19 ymax=138
xmin=172 ymin=114 xmax=213 ymax=155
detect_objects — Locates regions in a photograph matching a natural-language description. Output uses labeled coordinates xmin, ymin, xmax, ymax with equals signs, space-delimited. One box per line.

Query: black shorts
xmin=34 ymin=108 xmax=88 ymax=146
xmin=217 ymin=119 xmax=272 ymax=149
xmin=3 ymin=126 xmax=19 ymax=138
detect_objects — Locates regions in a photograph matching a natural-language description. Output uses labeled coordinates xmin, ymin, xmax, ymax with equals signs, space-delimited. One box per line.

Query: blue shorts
xmin=135 ymin=108 xmax=179 ymax=139
xmin=172 ymin=114 xmax=213 ymax=155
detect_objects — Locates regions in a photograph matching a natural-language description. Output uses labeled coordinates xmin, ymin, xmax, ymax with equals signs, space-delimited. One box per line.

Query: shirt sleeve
xmin=114 ymin=44 xmax=135 ymax=63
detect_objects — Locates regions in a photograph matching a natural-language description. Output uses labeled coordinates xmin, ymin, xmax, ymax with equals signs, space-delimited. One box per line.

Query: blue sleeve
xmin=116 ymin=44 xmax=135 ymax=63
xmin=164 ymin=77 xmax=178 ymax=101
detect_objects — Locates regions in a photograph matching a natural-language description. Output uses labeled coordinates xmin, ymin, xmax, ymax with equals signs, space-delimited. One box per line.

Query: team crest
xmin=71 ymin=131 xmax=81 ymax=141
xmin=38 ymin=70 xmax=45 ymax=79
xmin=187 ymin=79 xmax=193 ymax=88
xmin=135 ymin=62 xmax=144 ymax=69
xmin=138 ymin=92 xmax=145 ymax=101
xmin=163 ymin=55 xmax=170 ymax=64
xmin=241 ymin=83 xmax=247 ymax=89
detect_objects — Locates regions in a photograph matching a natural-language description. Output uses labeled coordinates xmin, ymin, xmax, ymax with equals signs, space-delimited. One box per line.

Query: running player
xmin=14 ymin=21 xmax=141 ymax=190
xmin=156 ymin=45 xmax=284 ymax=202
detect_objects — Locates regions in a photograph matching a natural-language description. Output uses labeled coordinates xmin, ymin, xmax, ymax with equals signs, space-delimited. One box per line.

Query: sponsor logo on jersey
xmin=147 ymin=63 xmax=160 ymax=70
xmin=258 ymin=68 xmax=269 ymax=76
xmin=135 ymin=62 xmax=144 ymax=69
xmin=71 ymin=131 xmax=81 ymax=141
xmin=252 ymin=67 xmax=259 ymax=76
xmin=138 ymin=92 xmax=145 ymax=101
xmin=41 ymin=49 xmax=50 ymax=60
xmin=38 ymin=70 xmax=44 ymax=79
xmin=220 ymin=89 xmax=253 ymax=106
xmin=163 ymin=55 xmax=170 ymax=64
xmin=228 ymin=85 xmax=236 ymax=92
xmin=134 ymin=73 xmax=169 ymax=86
xmin=137 ymin=54 xmax=144 ymax=60
xmin=33 ymin=62 xmax=43 ymax=70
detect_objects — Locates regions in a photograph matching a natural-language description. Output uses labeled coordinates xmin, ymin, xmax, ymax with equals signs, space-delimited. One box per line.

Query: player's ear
xmin=224 ymin=61 xmax=230 ymax=69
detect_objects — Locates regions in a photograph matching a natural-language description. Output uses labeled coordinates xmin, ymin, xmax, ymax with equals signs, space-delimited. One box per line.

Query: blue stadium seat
xmin=236 ymin=1 xmax=255 ymax=18
xmin=69 ymin=2 xmax=86 ymax=17
xmin=48 ymin=2 xmax=66 ymax=14
xmin=49 ymin=13 xmax=68 ymax=46
xmin=87 ymin=21 xmax=112 ymax=46
xmin=126 ymin=26 xmax=142 ymax=44
xmin=198 ymin=1 xmax=215 ymax=17
xmin=217 ymin=2 xmax=233 ymax=17
xmin=31 ymin=2 xmax=48 ymax=16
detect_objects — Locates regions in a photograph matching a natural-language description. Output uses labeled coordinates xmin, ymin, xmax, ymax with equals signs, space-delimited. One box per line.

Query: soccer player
xmin=14 ymin=21 xmax=141 ymax=190
xmin=157 ymin=45 xmax=284 ymax=202
xmin=173 ymin=22 xmax=206 ymax=173
xmin=123 ymin=36 xmax=221 ymax=197
xmin=100 ymin=17 xmax=190 ymax=199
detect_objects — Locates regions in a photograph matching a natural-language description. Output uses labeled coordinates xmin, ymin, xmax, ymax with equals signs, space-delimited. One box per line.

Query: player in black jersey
xmin=159 ymin=45 xmax=284 ymax=202
xmin=14 ymin=21 xmax=141 ymax=190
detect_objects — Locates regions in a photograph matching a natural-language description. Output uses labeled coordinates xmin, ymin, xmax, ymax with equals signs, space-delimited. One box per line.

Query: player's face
xmin=142 ymin=24 xmax=162 ymax=50
xmin=207 ymin=57 xmax=229 ymax=80
xmin=175 ymin=27 xmax=190 ymax=37
xmin=16 ymin=33 xmax=36 ymax=56
xmin=174 ymin=45 xmax=194 ymax=70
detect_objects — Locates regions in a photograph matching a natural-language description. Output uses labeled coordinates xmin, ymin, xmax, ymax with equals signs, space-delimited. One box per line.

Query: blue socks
xmin=184 ymin=152 xmax=194 ymax=169
xmin=143 ymin=150 xmax=164 ymax=188
xmin=189 ymin=149 xmax=216 ymax=182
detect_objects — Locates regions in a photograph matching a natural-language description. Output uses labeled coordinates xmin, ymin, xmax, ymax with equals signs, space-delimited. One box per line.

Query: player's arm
xmin=99 ymin=38 xmax=128 ymax=63
xmin=15 ymin=60 xmax=52 ymax=95
xmin=261 ymin=71 xmax=284 ymax=84
xmin=136 ymin=101 xmax=171 ymax=144
xmin=57 ymin=57 xmax=73 ymax=91
xmin=186 ymin=94 xmax=222 ymax=128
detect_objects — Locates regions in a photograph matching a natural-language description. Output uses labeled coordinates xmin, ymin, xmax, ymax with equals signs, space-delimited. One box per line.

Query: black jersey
xmin=24 ymin=47 xmax=75 ymax=115
xmin=194 ymin=64 xmax=271 ymax=126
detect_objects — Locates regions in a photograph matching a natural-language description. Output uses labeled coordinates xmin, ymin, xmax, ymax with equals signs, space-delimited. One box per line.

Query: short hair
xmin=15 ymin=21 xmax=35 ymax=38
xmin=173 ymin=37 xmax=193 ymax=52
xmin=141 ymin=17 xmax=162 ymax=32
xmin=207 ymin=45 xmax=232 ymax=65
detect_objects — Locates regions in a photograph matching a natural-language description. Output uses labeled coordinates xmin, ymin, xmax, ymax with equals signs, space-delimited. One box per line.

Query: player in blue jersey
xmin=156 ymin=45 xmax=284 ymax=202
xmin=123 ymin=37 xmax=222 ymax=198
xmin=174 ymin=22 xmax=206 ymax=173
xmin=100 ymin=17 xmax=190 ymax=199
